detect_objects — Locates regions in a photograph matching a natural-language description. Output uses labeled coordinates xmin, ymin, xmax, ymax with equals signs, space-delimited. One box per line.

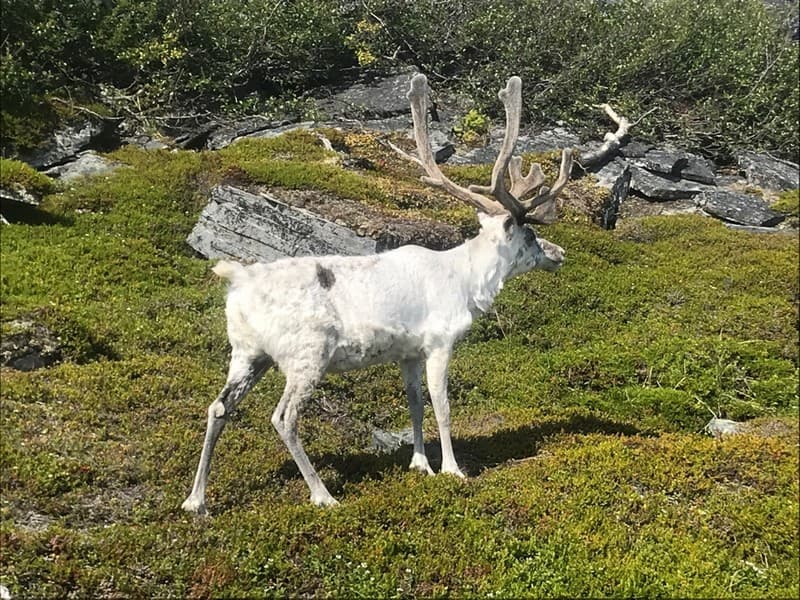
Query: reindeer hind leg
xmin=182 ymin=352 xmax=271 ymax=515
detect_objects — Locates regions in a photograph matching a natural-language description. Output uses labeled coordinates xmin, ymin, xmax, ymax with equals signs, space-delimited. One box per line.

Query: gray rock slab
xmin=0 ymin=184 xmax=40 ymax=206
xmin=594 ymin=159 xmax=711 ymax=200
xmin=187 ymin=185 xmax=377 ymax=263
xmin=619 ymin=139 xmax=655 ymax=158
xmin=630 ymin=165 xmax=711 ymax=200
xmin=370 ymin=427 xmax=414 ymax=454
xmin=21 ymin=119 xmax=117 ymax=170
xmin=45 ymin=151 xmax=118 ymax=181
xmin=316 ymin=71 xmax=417 ymax=120
xmin=737 ymin=151 xmax=799 ymax=191
xmin=634 ymin=148 xmax=716 ymax=185
xmin=449 ymin=126 xmax=579 ymax=165
xmin=697 ymin=189 xmax=785 ymax=227
xmin=600 ymin=165 xmax=631 ymax=230
xmin=206 ymin=116 xmax=299 ymax=150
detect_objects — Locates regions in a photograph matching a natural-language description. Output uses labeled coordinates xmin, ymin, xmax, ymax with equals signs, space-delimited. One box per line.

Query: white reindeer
xmin=182 ymin=74 xmax=574 ymax=513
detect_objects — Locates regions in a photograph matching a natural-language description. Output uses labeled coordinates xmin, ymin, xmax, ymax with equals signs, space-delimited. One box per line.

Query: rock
xmin=44 ymin=151 xmax=119 ymax=181
xmin=370 ymin=427 xmax=414 ymax=454
xmin=241 ymin=121 xmax=316 ymax=141
xmin=122 ymin=134 xmax=170 ymax=151
xmin=0 ymin=184 xmax=40 ymax=207
xmin=619 ymin=139 xmax=655 ymax=158
xmin=592 ymin=159 xmax=708 ymax=200
xmin=174 ymin=122 xmax=219 ymax=150
xmin=206 ymin=116 xmax=299 ymax=150
xmin=449 ymin=126 xmax=578 ymax=165
xmin=519 ymin=127 xmax=580 ymax=153
xmin=428 ymin=126 xmax=455 ymax=163
xmin=697 ymin=189 xmax=785 ymax=227
xmin=20 ymin=119 xmax=118 ymax=170
xmin=316 ymin=70 xmax=418 ymax=120
xmin=187 ymin=185 xmax=378 ymax=263
xmin=737 ymin=151 xmax=799 ymax=191
xmin=591 ymin=157 xmax=627 ymax=188
xmin=1 ymin=320 xmax=62 ymax=371
xmin=630 ymin=164 xmax=710 ymax=200
xmin=704 ymin=418 xmax=746 ymax=438
xmin=634 ymin=148 xmax=716 ymax=185
xmin=680 ymin=157 xmax=717 ymax=185
xmin=600 ymin=165 xmax=631 ymax=230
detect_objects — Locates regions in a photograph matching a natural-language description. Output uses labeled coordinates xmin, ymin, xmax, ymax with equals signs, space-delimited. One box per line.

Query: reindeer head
xmin=398 ymin=74 xmax=574 ymax=277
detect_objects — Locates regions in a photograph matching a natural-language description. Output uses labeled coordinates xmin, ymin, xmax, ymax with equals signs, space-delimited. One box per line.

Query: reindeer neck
xmin=457 ymin=227 xmax=514 ymax=315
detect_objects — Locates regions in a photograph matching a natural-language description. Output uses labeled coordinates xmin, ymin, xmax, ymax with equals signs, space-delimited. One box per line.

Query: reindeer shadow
xmin=275 ymin=413 xmax=646 ymax=492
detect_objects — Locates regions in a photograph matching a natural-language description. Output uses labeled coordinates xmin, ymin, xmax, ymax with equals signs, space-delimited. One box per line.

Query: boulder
xmin=450 ymin=126 xmax=579 ymax=165
xmin=593 ymin=159 xmax=709 ymax=200
xmin=697 ymin=189 xmax=785 ymax=227
xmin=1 ymin=320 xmax=62 ymax=371
xmin=0 ymin=184 xmax=40 ymax=207
xmin=315 ymin=70 xmax=418 ymax=120
xmin=737 ymin=151 xmax=799 ymax=191
xmin=20 ymin=118 xmax=118 ymax=170
xmin=45 ymin=151 xmax=119 ymax=181
xmin=599 ymin=165 xmax=631 ymax=230
xmin=370 ymin=427 xmax=414 ymax=454
xmin=206 ymin=116 xmax=299 ymax=150
xmin=187 ymin=185 xmax=378 ymax=263
xmin=633 ymin=148 xmax=716 ymax=185
xmin=618 ymin=139 xmax=655 ymax=158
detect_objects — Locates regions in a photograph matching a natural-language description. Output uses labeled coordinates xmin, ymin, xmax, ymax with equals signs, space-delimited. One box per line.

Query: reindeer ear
xmin=503 ymin=215 xmax=515 ymax=234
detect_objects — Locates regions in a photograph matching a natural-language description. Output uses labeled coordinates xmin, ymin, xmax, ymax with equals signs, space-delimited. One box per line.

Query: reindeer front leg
xmin=401 ymin=358 xmax=434 ymax=474
xmin=425 ymin=347 xmax=465 ymax=478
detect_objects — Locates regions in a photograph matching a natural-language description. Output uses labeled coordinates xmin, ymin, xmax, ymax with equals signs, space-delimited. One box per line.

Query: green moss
xmin=772 ymin=188 xmax=799 ymax=216
xmin=0 ymin=158 xmax=55 ymax=196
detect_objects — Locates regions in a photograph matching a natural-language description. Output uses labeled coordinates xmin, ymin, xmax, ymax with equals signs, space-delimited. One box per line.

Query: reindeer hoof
xmin=409 ymin=453 xmax=434 ymax=475
xmin=441 ymin=466 xmax=466 ymax=479
xmin=181 ymin=496 xmax=207 ymax=516
xmin=311 ymin=492 xmax=339 ymax=508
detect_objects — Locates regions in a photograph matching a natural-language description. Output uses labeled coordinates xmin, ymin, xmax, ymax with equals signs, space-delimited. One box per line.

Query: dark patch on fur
xmin=316 ymin=263 xmax=336 ymax=290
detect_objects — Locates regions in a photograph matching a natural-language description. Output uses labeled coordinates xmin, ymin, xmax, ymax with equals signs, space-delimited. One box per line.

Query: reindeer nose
xmin=547 ymin=242 xmax=565 ymax=262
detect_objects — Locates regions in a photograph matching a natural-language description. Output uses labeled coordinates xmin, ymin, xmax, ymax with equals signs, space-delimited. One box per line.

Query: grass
xmin=1 ymin=129 xmax=798 ymax=598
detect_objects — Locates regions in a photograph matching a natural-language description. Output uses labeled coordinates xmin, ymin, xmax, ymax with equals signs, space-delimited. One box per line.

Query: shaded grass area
xmin=1 ymin=131 xmax=798 ymax=597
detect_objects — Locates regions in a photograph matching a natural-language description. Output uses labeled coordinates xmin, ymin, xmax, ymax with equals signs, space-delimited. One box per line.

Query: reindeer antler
xmin=400 ymin=74 xmax=574 ymax=225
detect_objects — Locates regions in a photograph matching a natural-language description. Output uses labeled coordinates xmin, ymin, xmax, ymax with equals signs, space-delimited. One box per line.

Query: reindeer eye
xmin=523 ymin=227 xmax=536 ymax=244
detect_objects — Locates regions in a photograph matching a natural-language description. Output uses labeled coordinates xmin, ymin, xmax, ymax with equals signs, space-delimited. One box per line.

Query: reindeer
xmin=182 ymin=74 xmax=574 ymax=513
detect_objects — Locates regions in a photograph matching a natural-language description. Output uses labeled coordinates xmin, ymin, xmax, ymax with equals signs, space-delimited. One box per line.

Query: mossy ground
xmin=1 ymin=131 xmax=798 ymax=598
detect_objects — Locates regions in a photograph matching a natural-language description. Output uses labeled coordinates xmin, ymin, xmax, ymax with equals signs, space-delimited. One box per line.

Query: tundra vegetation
xmin=1 ymin=1 xmax=799 ymax=598
xmin=1 ymin=127 xmax=798 ymax=597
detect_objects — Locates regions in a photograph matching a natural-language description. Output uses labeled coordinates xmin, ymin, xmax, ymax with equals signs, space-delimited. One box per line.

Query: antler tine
xmin=508 ymin=156 xmax=545 ymax=198
xmin=406 ymin=75 xmax=505 ymax=215
xmin=522 ymin=148 xmax=575 ymax=224
xmin=468 ymin=77 xmax=527 ymax=221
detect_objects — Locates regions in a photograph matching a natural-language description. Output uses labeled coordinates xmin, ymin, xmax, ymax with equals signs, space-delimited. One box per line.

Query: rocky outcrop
xmin=1 ymin=320 xmax=62 ymax=371
xmin=44 ymin=151 xmax=119 ymax=181
xmin=187 ymin=185 xmax=378 ymax=263
xmin=20 ymin=118 xmax=119 ymax=170
xmin=696 ymin=190 xmax=785 ymax=227
xmin=314 ymin=70 xmax=418 ymax=120
xmin=187 ymin=185 xmax=464 ymax=264
xmin=736 ymin=151 xmax=799 ymax=191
